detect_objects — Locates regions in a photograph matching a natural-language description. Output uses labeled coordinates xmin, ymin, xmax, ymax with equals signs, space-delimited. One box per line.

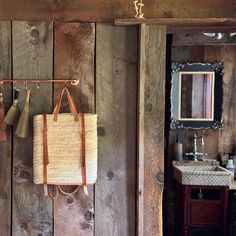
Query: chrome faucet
xmin=186 ymin=134 xmax=207 ymax=161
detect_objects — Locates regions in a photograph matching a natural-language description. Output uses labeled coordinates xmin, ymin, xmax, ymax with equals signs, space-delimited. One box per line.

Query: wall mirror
xmin=170 ymin=62 xmax=224 ymax=129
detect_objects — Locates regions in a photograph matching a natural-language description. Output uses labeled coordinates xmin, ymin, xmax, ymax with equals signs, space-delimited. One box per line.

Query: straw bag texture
xmin=33 ymin=88 xmax=97 ymax=189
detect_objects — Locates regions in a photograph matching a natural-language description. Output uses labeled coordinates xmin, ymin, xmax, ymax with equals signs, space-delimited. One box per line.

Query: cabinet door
xmin=191 ymin=200 xmax=221 ymax=225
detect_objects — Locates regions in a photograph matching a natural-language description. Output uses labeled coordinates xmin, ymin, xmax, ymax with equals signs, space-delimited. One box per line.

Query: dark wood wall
xmin=0 ymin=21 xmax=138 ymax=236
xmin=165 ymin=34 xmax=236 ymax=235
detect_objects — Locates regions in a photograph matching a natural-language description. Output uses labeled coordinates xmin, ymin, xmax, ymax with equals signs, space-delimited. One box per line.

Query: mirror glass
xmin=170 ymin=63 xmax=224 ymax=129
xmin=179 ymin=72 xmax=214 ymax=120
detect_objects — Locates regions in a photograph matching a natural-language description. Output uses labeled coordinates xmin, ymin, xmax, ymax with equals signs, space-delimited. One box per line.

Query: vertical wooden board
xmin=0 ymin=21 xmax=12 ymax=236
xmin=95 ymin=24 xmax=137 ymax=236
xmin=54 ymin=22 xmax=95 ymax=236
xmin=138 ymin=25 xmax=166 ymax=236
xmin=12 ymin=21 xmax=53 ymax=236
xmin=215 ymin=46 xmax=236 ymax=153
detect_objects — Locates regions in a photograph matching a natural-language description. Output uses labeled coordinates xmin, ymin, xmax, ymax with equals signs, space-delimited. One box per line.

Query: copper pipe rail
xmin=0 ymin=78 xmax=80 ymax=86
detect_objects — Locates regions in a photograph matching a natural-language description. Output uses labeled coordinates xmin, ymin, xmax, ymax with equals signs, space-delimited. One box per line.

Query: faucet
xmin=185 ymin=134 xmax=207 ymax=161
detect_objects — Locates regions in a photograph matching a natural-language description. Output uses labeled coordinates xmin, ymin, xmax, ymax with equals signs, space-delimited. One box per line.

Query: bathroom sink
xmin=173 ymin=161 xmax=231 ymax=186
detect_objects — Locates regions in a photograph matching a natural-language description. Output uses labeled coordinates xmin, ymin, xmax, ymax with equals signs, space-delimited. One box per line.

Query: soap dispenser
xmin=174 ymin=135 xmax=183 ymax=161
xmin=226 ymin=156 xmax=235 ymax=178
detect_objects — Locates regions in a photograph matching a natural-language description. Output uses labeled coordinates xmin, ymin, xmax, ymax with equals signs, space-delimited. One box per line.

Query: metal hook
xmin=13 ymin=81 xmax=20 ymax=92
xmin=70 ymin=77 xmax=80 ymax=86
xmin=24 ymin=81 xmax=28 ymax=90
xmin=37 ymin=80 xmax=40 ymax=90
xmin=0 ymin=81 xmax=3 ymax=95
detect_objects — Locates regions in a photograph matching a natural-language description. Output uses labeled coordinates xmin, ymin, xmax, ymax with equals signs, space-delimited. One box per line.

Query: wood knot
xmin=97 ymin=127 xmax=105 ymax=137
xmin=156 ymin=172 xmax=164 ymax=184
xmin=80 ymin=222 xmax=93 ymax=231
xmin=66 ymin=195 xmax=75 ymax=207
xmin=107 ymin=171 xmax=114 ymax=180
xmin=30 ymin=27 xmax=39 ymax=38
xmin=0 ymin=189 xmax=8 ymax=199
xmin=145 ymin=103 xmax=152 ymax=113
xmin=20 ymin=222 xmax=28 ymax=230
xmin=84 ymin=210 xmax=94 ymax=222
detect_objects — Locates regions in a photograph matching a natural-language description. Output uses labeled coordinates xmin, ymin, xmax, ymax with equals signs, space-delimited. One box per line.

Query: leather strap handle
xmin=58 ymin=186 xmax=82 ymax=195
xmin=81 ymin=113 xmax=87 ymax=185
xmin=53 ymin=87 xmax=78 ymax=122
xmin=43 ymin=113 xmax=49 ymax=196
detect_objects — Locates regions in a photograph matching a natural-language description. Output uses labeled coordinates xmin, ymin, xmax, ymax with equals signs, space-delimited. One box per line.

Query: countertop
xmin=230 ymin=179 xmax=236 ymax=189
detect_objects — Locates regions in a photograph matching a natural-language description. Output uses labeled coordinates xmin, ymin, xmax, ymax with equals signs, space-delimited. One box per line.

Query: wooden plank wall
xmin=12 ymin=21 xmax=53 ymax=236
xmin=166 ymin=36 xmax=236 ymax=236
xmin=138 ymin=25 xmax=166 ymax=236
xmin=0 ymin=21 xmax=12 ymax=236
xmin=53 ymin=22 xmax=95 ymax=236
xmin=95 ymin=24 xmax=137 ymax=235
xmin=0 ymin=21 xmax=145 ymax=236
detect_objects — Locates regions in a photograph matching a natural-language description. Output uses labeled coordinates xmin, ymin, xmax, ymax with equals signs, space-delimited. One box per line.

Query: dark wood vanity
xmin=175 ymin=182 xmax=228 ymax=236
xmin=228 ymin=182 xmax=236 ymax=236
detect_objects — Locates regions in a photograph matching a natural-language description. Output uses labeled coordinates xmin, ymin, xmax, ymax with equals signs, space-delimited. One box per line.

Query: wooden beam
xmin=138 ymin=25 xmax=166 ymax=236
xmin=53 ymin=22 xmax=95 ymax=236
xmin=115 ymin=18 xmax=236 ymax=26
xmin=0 ymin=21 xmax=12 ymax=236
xmin=12 ymin=21 xmax=53 ymax=235
xmin=95 ymin=23 xmax=137 ymax=235
xmin=1 ymin=0 xmax=236 ymax=21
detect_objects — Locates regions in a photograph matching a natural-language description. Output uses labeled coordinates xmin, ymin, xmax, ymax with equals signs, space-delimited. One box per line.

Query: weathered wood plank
xmin=1 ymin=0 xmax=236 ymax=21
xmin=0 ymin=21 xmax=12 ymax=236
xmin=12 ymin=21 xmax=53 ymax=236
xmin=138 ymin=25 xmax=166 ymax=236
xmin=53 ymin=22 xmax=95 ymax=236
xmin=214 ymin=46 xmax=236 ymax=154
xmin=95 ymin=23 xmax=137 ymax=236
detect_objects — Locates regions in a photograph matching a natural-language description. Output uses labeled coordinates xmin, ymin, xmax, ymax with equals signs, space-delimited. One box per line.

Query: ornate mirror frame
xmin=170 ymin=62 xmax=224 ymax=129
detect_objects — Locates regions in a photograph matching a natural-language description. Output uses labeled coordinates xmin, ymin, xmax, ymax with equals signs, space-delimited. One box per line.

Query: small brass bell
xmin=4 ymin=89 xmax=20 ymax=125
xmin=15 ymin=89 xmax=30 ymax=138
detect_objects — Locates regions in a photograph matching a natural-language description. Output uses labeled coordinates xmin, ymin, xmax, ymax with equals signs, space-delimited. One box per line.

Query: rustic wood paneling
xmin=138 ymin=25 xmax=166 ymax=236
xmin=53 ymin=22 xmax=95 ymax=236
xmin=95 ymin=23 xmax=137 ymax=236
xmin=0 ymin=21 xmax=12 ymax=236
xmin=12 ymin=21 xmax=53 ymax=236
xmin=1 ymin=0 xmax=236 ymax=21
xmin=215 ymin=46 xmax=236 ymax=154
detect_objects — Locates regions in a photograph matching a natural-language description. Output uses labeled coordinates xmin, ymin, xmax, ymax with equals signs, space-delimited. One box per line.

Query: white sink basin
xmin=173 ymin=161 xmax=231 ymax=186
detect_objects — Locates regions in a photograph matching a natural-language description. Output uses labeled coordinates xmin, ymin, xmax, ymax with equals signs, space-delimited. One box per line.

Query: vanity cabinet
xmin=175 ymin=182 xmax=228 ymax=236
xmin=228 ymin=190 xmax=236 ymax=235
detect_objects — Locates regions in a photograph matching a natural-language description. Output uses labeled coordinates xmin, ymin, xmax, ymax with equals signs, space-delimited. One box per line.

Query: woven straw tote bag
xmin=33 ymin=87 xmax=97 ymax=197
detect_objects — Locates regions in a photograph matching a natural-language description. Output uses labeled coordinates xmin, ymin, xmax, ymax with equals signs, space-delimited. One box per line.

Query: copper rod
xmin=0 ymin=78 xmax=80 ymax=85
